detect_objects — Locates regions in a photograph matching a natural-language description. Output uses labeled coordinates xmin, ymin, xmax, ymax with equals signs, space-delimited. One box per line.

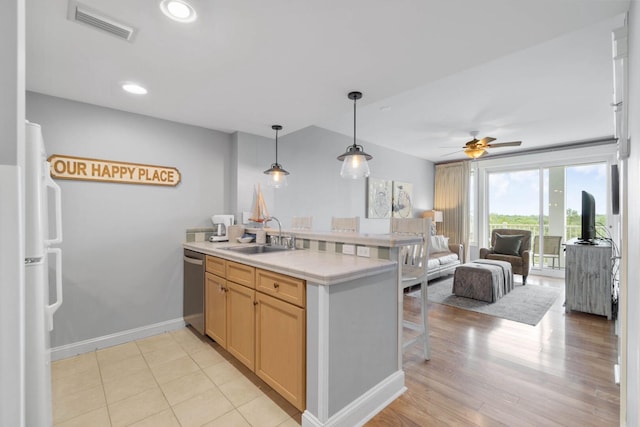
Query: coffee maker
xmin=209 ymin=214 xmax=235 ymax=242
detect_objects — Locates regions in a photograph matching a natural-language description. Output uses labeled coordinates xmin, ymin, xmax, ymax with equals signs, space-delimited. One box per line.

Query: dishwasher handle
xmin=184 ymin=255 xmax=204 ymax=266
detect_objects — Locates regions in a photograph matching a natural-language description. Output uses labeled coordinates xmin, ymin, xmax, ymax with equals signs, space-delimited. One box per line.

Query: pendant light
xmin=337 ymin=91 xmax=372 ymax=179
xmin=264 ymin=125 xmax=289 ymax=188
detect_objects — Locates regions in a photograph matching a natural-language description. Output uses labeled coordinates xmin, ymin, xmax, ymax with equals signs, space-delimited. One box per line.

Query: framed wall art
xmin=392 ymin=181 xmax=413 ymax=218
xmin=367 ymin=177 xmax=392 ymax=219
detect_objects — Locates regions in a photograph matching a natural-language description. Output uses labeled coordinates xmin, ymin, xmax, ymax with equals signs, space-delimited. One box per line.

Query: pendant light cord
xmin=353 ymin=96 xmax=357 ymax=148
xmin=275 ymin=127 xmax=279 ymax=164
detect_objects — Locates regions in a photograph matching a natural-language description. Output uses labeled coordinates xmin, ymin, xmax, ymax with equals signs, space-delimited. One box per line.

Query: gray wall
xmin=26 ymin=92 xmax=232 ymax=347
xmin=26 ymin=93 xmax=434 ymax=348
xmin=234 ymin=126 xmax=435 ymax=233
xmin=234 ymin=131 xmax=278 ymax=222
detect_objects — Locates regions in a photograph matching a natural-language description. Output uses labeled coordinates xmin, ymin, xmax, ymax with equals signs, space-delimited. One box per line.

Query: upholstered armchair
xmin=479 ymin=229 xmax=531 ymax=285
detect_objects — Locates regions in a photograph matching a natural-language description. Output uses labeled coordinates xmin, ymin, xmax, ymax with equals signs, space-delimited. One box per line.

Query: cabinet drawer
xmin=206 ymin=256 xmax=226 ymax=276
xmin=256 ymin=269 xmax=305 ymax=308
xmin=227 ymin=261 xmax=255 ymax=288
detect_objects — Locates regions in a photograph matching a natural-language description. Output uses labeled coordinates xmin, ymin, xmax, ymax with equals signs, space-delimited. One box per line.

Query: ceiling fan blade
xmin=478 ymin=136 xmax=496 ymax=146
xmin=486 ymin=141 xmax=522 ymax=148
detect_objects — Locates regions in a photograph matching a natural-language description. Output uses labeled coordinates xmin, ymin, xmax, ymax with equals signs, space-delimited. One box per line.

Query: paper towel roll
xmin=228 ymin=225 xmax=245 ymax=242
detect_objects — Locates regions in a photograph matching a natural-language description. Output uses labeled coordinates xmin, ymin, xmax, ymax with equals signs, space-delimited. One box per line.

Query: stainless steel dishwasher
xmin=183 ymin=249 xmax=205 ymax=334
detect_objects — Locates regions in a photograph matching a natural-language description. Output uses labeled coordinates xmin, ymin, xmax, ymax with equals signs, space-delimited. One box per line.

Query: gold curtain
xmin=434 ymin=161 xmax=469 ymax=249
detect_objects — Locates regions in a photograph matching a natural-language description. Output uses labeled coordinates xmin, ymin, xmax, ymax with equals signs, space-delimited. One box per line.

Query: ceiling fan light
xmin=464 ymin=146 xmax=485 ymax=159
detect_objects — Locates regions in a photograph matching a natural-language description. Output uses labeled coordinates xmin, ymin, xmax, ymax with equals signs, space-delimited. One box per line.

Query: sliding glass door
xmin=487 ymin=162 xmax=607 ymax=275
xmin=488 ymin=168 xmax=540 ymax=238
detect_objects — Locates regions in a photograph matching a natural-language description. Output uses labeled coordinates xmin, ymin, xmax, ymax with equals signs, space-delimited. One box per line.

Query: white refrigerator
xmin=24 ymin=121 xmax=63 ymax=427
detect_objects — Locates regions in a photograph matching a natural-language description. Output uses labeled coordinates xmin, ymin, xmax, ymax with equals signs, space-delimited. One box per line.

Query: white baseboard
xmin=302 ymin=370 xmax=406 ymax=427
xmin=51 ymin=318 xmax=186 ymax=361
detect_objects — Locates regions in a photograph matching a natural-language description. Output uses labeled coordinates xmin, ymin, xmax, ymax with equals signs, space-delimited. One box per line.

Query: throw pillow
xmin=493 ymin=233 xmax=523 ymax=256
xmin=430 ymin=235 xmax=449 ymax=252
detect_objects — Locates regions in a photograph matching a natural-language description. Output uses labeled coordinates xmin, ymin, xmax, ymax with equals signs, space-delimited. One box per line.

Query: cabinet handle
xmin=273 ymin=282 xmax=280 ymax=289
xmin=253 ymin=301 xmax=258 ymax=306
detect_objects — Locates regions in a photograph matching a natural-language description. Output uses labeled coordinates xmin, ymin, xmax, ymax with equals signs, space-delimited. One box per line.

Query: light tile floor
xmin=52 ymin=327 xmax=302 ymax=427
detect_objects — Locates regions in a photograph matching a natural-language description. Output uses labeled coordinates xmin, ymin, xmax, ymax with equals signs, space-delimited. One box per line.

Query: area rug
xmin=415 ymin=277 xmax=562 ymax=326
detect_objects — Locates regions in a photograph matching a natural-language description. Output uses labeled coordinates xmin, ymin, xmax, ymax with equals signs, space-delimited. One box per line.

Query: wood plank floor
xmin=367 ymin=275 xmax=619 ymax=427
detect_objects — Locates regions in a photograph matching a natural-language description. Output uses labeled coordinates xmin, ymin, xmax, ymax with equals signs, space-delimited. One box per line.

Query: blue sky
xmin=489 ymin=163 xmax=607 ymax=216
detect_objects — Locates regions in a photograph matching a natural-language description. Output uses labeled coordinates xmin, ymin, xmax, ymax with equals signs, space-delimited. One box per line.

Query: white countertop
xmin=183 ymin=240 xmax=398 ymax=285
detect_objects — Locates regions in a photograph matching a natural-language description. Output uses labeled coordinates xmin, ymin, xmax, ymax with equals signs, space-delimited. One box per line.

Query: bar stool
xmin=330 ymin=216 xmax=360 ymax=232
xmin=390 ymin=217 xmax=431 ymax=360
xmin=291 ymin=216 xmax=313 ymax=230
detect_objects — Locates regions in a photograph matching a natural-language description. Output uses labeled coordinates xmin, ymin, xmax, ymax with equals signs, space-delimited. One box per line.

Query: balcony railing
xmin=487 ymin=223 xmax=606 ymax=242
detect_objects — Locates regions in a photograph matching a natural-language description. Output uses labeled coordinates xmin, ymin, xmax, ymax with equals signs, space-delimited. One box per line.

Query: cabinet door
xmin=255 ymin=292 xmax=306 ymax=411
xmin=205 ymin=272 xmax=227 ymax=348
xmin=226 ymin=281 xmax=256 ymax=370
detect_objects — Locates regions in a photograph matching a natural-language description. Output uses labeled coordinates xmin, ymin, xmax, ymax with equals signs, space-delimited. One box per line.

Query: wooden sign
xmin=47 ymin=155 xmax=181 ymax=187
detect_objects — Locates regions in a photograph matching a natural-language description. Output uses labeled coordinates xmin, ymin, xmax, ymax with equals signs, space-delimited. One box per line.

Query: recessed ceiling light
xmin=160 ymin=0 xmax=197 ymax=23
xmin=122 ymin=83 xmax=148 ymax=95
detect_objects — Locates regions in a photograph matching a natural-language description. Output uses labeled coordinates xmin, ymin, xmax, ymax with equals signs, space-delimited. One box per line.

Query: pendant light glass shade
xmin=338 ymin=91 xmax=372 ymax=179
xmin=339 ymin=148 xmax=371 ymax=179
xmin=264 ymin=125 xmax=289 ymax=188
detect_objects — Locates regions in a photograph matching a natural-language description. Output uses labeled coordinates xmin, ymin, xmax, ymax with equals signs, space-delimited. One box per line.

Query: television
xmin=580 ymin=190 xmax=596 ymax=244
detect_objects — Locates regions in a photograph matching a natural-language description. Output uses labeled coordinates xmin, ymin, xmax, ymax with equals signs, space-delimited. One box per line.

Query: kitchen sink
xmin=220 ymin=245 xmax=298 ymax=255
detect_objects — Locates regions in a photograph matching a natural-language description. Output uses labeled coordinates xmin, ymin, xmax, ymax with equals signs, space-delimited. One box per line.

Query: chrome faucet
xmin=264 ymin=216 xmax=283 ymax=246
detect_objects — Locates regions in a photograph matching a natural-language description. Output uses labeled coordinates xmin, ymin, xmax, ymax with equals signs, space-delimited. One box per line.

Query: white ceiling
xmin=26 ymin=0 xmax=629 ymax=162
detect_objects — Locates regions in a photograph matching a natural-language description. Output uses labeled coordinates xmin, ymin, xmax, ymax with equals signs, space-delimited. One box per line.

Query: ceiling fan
xmin=461 ymin=131 xmax=522 ymax=159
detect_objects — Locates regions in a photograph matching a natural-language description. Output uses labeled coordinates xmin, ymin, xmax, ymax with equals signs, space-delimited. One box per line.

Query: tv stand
xmin=575 ymin=239 xmax=596 ymax=245
xmin=565 ymin=239 xmax=613 ymax=319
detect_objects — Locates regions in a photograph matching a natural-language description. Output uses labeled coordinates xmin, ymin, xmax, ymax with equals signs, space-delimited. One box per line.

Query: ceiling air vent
xmin=68 ymin=1 xmax=136 ymax=42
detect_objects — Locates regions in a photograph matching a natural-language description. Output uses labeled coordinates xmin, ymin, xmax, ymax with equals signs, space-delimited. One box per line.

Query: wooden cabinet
xmin=205 ymin=255 xmax=257 ymax=370
xmin=203 ymin=256 xmax=306 ymax=411
xmin=565 ymin=241 xmax=613 ymax=319
xmin=226 ymin=281 xmax=256 ymax=370
xmin=205 ymin=272 xmax=227 ymax=347
xmin=255 ymin=291 xmax=306 ymax=411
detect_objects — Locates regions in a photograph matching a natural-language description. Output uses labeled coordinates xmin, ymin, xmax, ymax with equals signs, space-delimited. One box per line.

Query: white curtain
xmin=434 ymin=161 xmax=470 ymax=252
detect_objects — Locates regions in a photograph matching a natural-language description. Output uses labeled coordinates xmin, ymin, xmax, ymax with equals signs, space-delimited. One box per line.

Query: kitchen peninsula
xmin=184 ymin=231 xmax=421 ymax=427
